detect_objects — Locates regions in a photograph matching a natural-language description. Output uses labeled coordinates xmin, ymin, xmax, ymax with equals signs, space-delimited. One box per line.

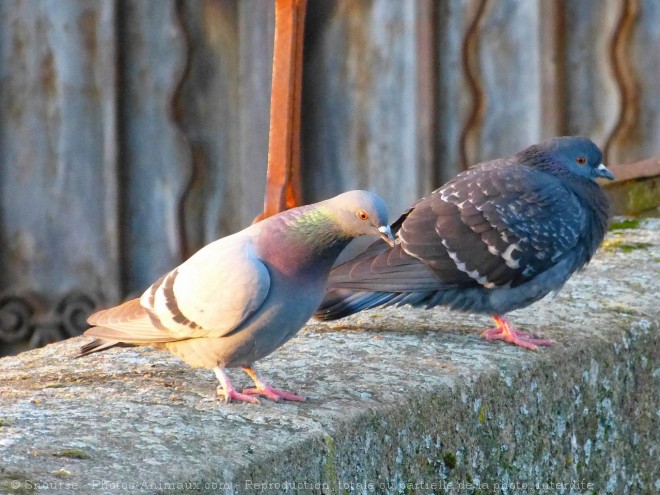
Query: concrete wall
xmin=0 ymin=219 xmax=657 ymax=494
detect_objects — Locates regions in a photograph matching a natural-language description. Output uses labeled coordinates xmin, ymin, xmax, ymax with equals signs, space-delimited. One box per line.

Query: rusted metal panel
xmin=538 ymin=0 xmax=563 ymax=139
xmin=0 ymin=0 xmax=118 ymax=352
xmin=414 ymin=0 xmax=437 ymax=193
xmin=118 ymin=0 xmax=192 ymax=294
xmin=435 ymin=0 xmax=473 ymax=182
xmin=630 ymin=0 xmax=660 ymax=158
xmin=177 ymin=0 xmax=274 ymax=246
xmin=609 ymin=0 xmax=660 ymax=163
xmin=474 ymin=0 xmax=542 ymax=161
xmin=560 ymin=0 xmax=620 ymax=146
xmin=302 ymin=0 xmax=420 ymax=218
xmin=237 ymin=1 xmax=275 ymax=224
xmin=177 ymin=0 xmax=241 ymax=249
xmin=2 ymin=0 xmax=660 ymax=356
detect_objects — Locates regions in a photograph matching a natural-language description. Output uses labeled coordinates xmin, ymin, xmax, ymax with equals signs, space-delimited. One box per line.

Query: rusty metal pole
xmin=256 ymin=0 xmax=307 ymax=222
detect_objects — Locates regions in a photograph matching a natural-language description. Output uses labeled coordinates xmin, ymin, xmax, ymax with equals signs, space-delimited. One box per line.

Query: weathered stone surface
xmin=0 ymin=219 xmax=658 ymax=495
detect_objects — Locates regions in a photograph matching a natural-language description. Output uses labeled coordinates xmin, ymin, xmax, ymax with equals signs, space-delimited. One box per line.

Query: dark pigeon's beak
xmin=595 ymin=163 xmax=615 ymax=181
xmin=377 ymin=225 xmax=395 ymax=247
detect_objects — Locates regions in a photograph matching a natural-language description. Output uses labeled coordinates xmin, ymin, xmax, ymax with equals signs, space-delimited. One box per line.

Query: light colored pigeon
xmin=80 ymin=191 xmax=393 ymax=403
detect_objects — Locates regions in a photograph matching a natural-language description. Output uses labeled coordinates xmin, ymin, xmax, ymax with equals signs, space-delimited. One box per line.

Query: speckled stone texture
xmin=1 ymin=218 xmax=658 ymax=495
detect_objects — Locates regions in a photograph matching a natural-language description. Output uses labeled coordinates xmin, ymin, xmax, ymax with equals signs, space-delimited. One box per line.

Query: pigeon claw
xmin=480 ymin=315 xmax=553 ymax=351
xmin=213 ymin=366 xmax=260 ymax=404
xmin=241 ymin=366 xmax=306 ymax=402
xmin=241 ymin=386 xmax=305 ymax=402
xmin=216 ymin=386 xmax=261 ymax=404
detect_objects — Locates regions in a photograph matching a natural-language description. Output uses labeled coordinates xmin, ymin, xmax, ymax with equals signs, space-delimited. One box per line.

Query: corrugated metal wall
xmin=1 ymin=0 xmax=658 ymax=354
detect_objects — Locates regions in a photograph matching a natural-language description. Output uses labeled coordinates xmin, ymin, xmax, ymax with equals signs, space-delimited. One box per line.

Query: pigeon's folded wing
xmin=87 ymin=235 xmax=271 ymax=342
xmin=86 ymin=298 xmax=177 ymax=343
xmin=401 ymin=164 xmax=587 ymax=289
xmin=327 ymin=164 xmax=586 ymax=292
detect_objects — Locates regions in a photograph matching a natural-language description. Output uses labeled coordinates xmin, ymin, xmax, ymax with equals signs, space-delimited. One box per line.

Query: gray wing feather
xmin=326 ymin=164 xmax=585 ymax=293
xmin=85 ymin=233 xmax=271 ymax=343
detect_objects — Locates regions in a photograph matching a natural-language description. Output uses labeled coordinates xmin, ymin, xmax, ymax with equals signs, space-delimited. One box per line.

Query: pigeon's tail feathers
xmin=78 ymin=324 xmax=179 ymax=358
xmin=83 ymin=325 xmax=179 ymax=344
xmin=88 ymin=297 xmax=150 ymax=328
xmin=85 ymin=298 xmax=178 ymax=343
xmin=79 ymin=299 xmax=179 ymax=357
xmin=327 ymin=244 xmax=451 ymax=292
xmin=77 ymin=337 xmax=130 ymax=357
xmin=314 ymin=289 xmax=399 ymax=320
xmin=315 ymin=287 xmax=464 ymax=321
xmin=316 ymin=243 xmax=461 ymax=320
xmin=386 ymin=291 xmax=437 ymax=308
xmin=321 ymin=284 xmax=531 ymax=316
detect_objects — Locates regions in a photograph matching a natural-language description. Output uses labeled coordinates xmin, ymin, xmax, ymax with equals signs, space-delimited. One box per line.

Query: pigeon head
xmin=522 ymin=136 xmax=615 ymax=182
xmin=323 ymin=190 xmax=394 ymax=246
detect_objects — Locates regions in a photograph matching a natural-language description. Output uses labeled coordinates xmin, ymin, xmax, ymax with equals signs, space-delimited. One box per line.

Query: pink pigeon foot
xmin=214 ymin=367 xmax=260 ymax=404
xmin=241 ymin=366 xmax=306 ymax=402
xmin=216 ymin=387 xmax=261 ymax=404
xmin=480 ymin=315 xmax=553 ymax=351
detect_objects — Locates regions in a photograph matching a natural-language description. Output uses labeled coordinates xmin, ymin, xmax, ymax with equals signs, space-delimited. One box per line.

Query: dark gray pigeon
xmin=316 ymin=137 xmax=614 ymax=350
xmin=80 ymin=190 xmax=394 ymax=403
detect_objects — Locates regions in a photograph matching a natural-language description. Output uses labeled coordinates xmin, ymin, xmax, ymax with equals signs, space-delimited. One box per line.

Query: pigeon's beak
xmin=377 ymin=225 xmax=395 ymax=247
xmin=595 ymin=163 xmax=615 ymax=181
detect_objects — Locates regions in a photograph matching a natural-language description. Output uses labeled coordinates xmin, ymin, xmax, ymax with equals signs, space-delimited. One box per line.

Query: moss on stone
xmin=608 ymin=218 xmax=640 ymax=231
xmin=321 ymin=433 xmax=338 ymax=492
xmin=627 ymin=180 xmax=659 ymax=214
xmin=51 ymin=449 xmax=90 ymax=460
xmin=442 ymin=451 xmax=457 ymax=469
xmin=478 ymin=405 xmax=486 ymax=425
xmin=601 ymin=237 xmax=653 ymax=253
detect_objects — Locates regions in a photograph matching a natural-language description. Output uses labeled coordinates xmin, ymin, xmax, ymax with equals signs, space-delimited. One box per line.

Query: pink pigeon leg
xmin=480 ymin=315 xmax=553 ymax=351
xmin=241 ymin=366 xmax=306 ymax=402
xmin=214 ymin=367 xmax=260 ymax=404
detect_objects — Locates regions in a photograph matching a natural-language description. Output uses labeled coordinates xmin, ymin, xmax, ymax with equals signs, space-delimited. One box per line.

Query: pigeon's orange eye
xmin=576 ymin=156 xmax=587 ymax=165
xmin=356 ymin=210 xmax=370 ymax=221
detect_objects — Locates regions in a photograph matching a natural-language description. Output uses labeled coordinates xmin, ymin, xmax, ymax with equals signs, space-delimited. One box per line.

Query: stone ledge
xmin=1 ymin=219 xmax=658 ymax=495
